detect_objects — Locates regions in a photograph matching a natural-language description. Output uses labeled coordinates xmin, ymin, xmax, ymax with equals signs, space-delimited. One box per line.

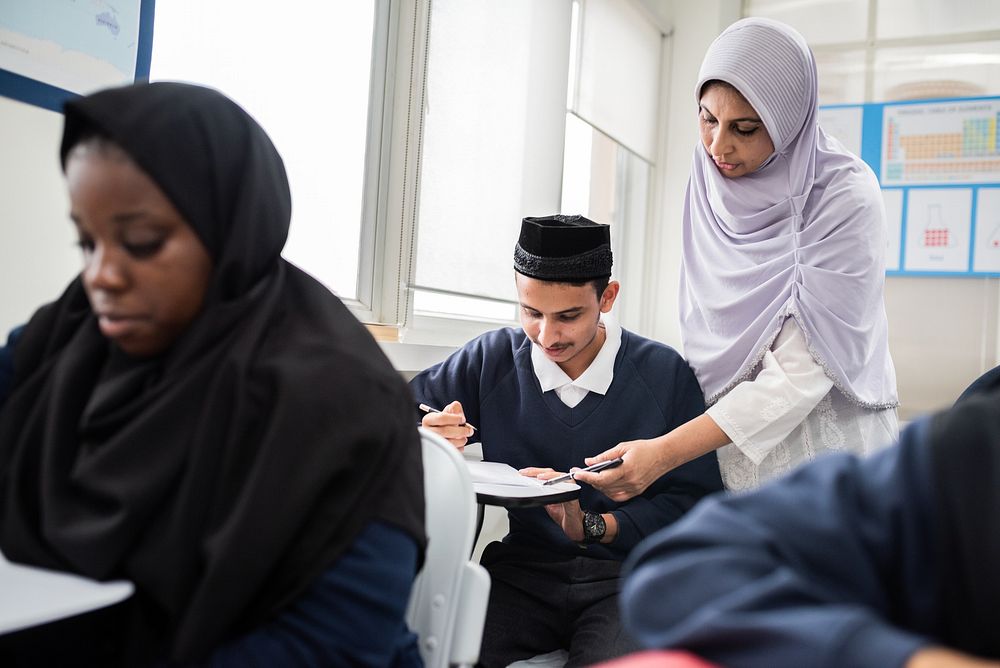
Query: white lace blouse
xmin=706 ymin=318 xmax=898 ymax=492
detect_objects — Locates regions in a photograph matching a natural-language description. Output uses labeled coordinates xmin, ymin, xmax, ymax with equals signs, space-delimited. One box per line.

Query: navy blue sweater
xmin=409 ymin=327 xmax=723 ymax=560
xmin=621 ymin=421 xmax=937 ymax=668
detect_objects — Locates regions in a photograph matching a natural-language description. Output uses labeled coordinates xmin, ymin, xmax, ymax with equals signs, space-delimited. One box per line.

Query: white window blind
xmin=149 ymin=1 xmax=377 ymax=302
xmin=572 ymin=0 xmax=662 ymax=162
xmin=413 ymin=0 xmax=572 ymax=304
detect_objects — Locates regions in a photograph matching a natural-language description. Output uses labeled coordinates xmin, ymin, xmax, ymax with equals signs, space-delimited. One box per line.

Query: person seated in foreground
xmin=0 ymin=81 xmax=425 ymax=667
xmin=620 ymin=387 xmax=1000 ymax=668
xmin=955 ymin=364 xmax=1000 ymax=404
xmin=410 ymin=215 xmax=724 ymax=667
xmin=0 ymin=326 xmax=21 ymax=406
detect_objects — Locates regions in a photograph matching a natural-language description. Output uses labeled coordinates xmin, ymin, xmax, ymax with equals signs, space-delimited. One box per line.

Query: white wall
xmin=646 ymin=0 xmax=740 ymax=350
xmin=885 ymin=277 xmax=1000 ymax=419
xmin=0 ymin=96 xmax=79 ymax=335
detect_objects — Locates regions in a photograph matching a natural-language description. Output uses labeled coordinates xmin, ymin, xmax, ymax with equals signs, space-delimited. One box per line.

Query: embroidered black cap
xmin=513 ymin=214 xmax=612 ymax=282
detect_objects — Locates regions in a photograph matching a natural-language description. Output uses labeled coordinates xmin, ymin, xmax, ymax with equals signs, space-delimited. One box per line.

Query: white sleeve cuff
xmin=708 ymin=319 xmax=834 ymax=464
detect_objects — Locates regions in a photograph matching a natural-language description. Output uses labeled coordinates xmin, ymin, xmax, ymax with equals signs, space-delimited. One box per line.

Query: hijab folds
xmin=679 ymin=18 xmax=897 ymax=408
xmin=0 ymin=82 xmax=425 ymax=662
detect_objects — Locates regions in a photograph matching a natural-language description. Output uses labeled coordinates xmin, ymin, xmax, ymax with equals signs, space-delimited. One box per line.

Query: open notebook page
xmin=465 ymin=460 xmax=579 ymax=494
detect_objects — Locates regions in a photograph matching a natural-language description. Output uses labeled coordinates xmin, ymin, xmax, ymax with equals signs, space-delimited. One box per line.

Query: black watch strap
xmin=582 ymin=510 xmax=606 ymax=544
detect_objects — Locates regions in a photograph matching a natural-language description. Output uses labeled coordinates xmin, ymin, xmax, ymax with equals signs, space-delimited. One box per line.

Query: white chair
xmin=0 ymin=550 xmax=134 ymax=636
xmin=407 ymin=428 xmax=491 ymax=668
xmin=508 ymin=649 xmax=569 ymax=668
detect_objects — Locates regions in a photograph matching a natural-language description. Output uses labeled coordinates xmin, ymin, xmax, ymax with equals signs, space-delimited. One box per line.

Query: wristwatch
xmin=581 ymin=510 xmax=606 ymax=544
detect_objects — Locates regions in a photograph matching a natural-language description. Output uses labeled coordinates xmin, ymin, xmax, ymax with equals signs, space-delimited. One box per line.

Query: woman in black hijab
xmin=0 ymin=81 xmax=425 ymax=666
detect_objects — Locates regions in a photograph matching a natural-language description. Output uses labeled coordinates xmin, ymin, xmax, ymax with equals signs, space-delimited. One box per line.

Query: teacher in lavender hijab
xmin=576 ymin=17 xmax=899 ymax=498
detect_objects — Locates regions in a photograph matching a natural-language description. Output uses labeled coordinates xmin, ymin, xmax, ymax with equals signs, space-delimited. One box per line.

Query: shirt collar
xmin=531 ymin=315 xmax=622 ymax=396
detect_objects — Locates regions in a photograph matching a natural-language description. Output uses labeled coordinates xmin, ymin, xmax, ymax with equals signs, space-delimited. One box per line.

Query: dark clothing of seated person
xmin=0 ymin=326 xmax=21 ymax=407
xmin=0 ymin=82 xmax=425 ymax=668
xmin=410 ymin=215 xmax=724 ymax=668
xmin=620 ymin=388 xmax=1000 ymax=668
xmin=956 ymin=364 xmax=1000 ymax=404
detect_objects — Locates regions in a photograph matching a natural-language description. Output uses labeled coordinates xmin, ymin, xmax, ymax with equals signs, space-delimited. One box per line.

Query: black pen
xmin=543 ymin=457 xmax=624 ymax=485
xmin=418 ymin=403 xmax=478 ymax=432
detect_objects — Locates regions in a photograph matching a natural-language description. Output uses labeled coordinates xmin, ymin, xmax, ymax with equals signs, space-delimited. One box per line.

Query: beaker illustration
xmin=988 ymin=222 xmax=1000 ymax=249
xmin=923 ymin=203 xmax=952 ymax=248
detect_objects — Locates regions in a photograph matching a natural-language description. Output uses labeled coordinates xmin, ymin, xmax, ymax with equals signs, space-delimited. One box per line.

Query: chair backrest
xmin=406 ymin=428 xmax=491 ymax=668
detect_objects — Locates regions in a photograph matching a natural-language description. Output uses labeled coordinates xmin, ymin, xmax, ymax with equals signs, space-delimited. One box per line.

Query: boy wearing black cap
xmin=410 ymin=215 xmax=723 ymax=667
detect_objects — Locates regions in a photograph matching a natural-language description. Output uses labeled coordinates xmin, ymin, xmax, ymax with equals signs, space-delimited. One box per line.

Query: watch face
xmin=583 ymin=511 xmax=606 ymax=541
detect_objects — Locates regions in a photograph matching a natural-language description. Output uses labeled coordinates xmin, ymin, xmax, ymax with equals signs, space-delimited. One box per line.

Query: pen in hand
xmin=418 ymin=403 xmax=478 ymax=432
xmin=543 ymin=457 xmax=624 ymax=485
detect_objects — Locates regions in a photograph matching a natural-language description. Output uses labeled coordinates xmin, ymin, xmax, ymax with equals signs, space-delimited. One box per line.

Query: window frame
xmin=376 ymin=0 xmax=671 ymax=349
xmin=741 ymin=0 xmax=1000 ymax=104
xmin=346 ymin=0 xmax=422 ymax=325
xmin=354 ymin=0 xmax=432 ymax=333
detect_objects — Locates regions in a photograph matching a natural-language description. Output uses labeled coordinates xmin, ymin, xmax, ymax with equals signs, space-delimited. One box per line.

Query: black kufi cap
xmin=514 ymin=214 xmax=612 ymax=281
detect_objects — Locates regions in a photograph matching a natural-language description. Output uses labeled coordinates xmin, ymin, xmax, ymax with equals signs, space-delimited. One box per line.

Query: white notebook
xmin=465 ymin=460 xmax=579 ymax=498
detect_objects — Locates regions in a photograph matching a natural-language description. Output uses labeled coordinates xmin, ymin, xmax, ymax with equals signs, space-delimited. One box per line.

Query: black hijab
xmin=930 ymin=388 xmax=1000 ymax=658
xmin=0 ymin=82 xmax=424 ymax=663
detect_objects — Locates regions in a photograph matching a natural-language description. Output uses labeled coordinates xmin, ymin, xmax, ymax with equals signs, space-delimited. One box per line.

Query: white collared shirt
xmin=530 ymin=315 xmax=622 ymax=408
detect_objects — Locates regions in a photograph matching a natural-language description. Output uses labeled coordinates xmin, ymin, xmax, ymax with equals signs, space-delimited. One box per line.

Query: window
xmin=146 ymin=0 xmax=667 ymax=348
xmin=562 ymin=0 xmax=661 ymax=328
xmin=407 ymin=0 xmax=665 ymax=344
xmin=876 ymin=0 xmax=1000 ymax=40
xmin=745 ymin=0 xmax=1000 ymax=104
xmin=743 ymin=0 xmax=869 ymax=47
xmin=409 ymin=0 xmax=572 ymax=339
xmin=872 ymin=41 xmax=1000 ymax=102
xmin=149 ymin=1 xmax=383 ymax=308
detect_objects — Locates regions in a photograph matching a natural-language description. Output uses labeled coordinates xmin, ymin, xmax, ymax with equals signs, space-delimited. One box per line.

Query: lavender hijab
xmin=679 ymin=18 xmax=897 ymax=409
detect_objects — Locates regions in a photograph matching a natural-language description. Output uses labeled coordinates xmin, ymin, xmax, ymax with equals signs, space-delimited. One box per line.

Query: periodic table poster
xmin=819 ymin=96 xmax=1000 ymax=277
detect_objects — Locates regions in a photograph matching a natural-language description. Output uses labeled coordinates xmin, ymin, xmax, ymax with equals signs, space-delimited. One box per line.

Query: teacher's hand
xmin=573 ymin=439 xmax=671 ymax=501
xmin=575 ymin=415 xmax=732 ymax=501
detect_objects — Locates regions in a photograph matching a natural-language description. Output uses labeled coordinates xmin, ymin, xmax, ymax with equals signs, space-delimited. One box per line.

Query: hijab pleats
xmin=679 ymin=18 xmax=897 ymax=409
